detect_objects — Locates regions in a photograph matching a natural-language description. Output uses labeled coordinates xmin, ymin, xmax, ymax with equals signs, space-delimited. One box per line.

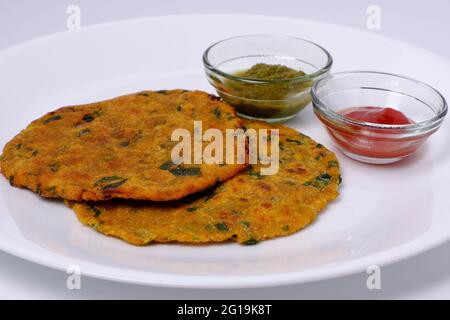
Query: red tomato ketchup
xmin=341 ymin=106 xmax=413 ymax=125
xmin=321 ymin=106 xmax=431 ymax=161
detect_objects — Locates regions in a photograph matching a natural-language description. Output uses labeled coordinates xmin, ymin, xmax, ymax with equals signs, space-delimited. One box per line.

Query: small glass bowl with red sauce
xmin=311 ymin=71 xmax=448 ymax=164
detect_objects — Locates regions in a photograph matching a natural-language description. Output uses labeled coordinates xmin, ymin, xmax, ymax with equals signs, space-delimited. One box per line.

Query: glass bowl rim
xmin=202 ymin=34 xmax=333 ymax=84
xmin=311 ymin=70 xmax=448 ymax=130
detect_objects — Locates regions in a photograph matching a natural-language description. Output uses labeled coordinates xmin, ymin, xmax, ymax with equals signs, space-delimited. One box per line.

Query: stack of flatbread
xmin=0 ymin=90 xmax=340 ymax=245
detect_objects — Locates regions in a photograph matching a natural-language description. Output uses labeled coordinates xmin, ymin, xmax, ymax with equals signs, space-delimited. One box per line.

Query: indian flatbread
xmin=68 ymin=120 xmax=341 ymax=245
xmin=0 ymin=90 xmax=245 ymax=201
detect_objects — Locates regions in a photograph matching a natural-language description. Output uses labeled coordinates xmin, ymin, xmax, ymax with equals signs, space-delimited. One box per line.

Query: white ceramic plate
xmin=1 ymin=15 xmax=450 ymax=289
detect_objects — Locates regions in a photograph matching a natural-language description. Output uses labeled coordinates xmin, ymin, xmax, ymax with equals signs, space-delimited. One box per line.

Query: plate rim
xmin=1 ymin=13 xmax=450 ymax=289
xmin=0 ymin=232 xmax=444 ymax=288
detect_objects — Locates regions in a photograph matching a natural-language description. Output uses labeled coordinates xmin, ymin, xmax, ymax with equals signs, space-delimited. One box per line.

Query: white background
xmin=1 ymin=0 xmax=450 ymax=299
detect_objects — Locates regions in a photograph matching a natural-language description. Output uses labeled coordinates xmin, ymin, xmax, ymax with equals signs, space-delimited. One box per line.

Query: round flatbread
xmin=0 ymin=90 xmax=245 ymax=201
xmin=68 ymin=120 xmax=341 ymax=245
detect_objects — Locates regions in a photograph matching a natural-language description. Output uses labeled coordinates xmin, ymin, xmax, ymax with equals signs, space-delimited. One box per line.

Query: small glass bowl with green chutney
xmin=203 ymin=34 xmax=333 ymax=123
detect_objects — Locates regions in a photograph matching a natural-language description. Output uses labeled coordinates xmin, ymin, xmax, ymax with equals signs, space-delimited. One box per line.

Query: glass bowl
xmin=311 ymin=71 xmax=448 ymax=164
xmin=203 ymin=34 xmax=333 ymax=123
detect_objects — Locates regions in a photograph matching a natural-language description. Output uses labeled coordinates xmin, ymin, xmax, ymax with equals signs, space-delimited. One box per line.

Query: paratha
xmin=0 ymin=90 xmax=245 ymax=201
xmin=68 ymin=120 xmax=341 ymax=245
